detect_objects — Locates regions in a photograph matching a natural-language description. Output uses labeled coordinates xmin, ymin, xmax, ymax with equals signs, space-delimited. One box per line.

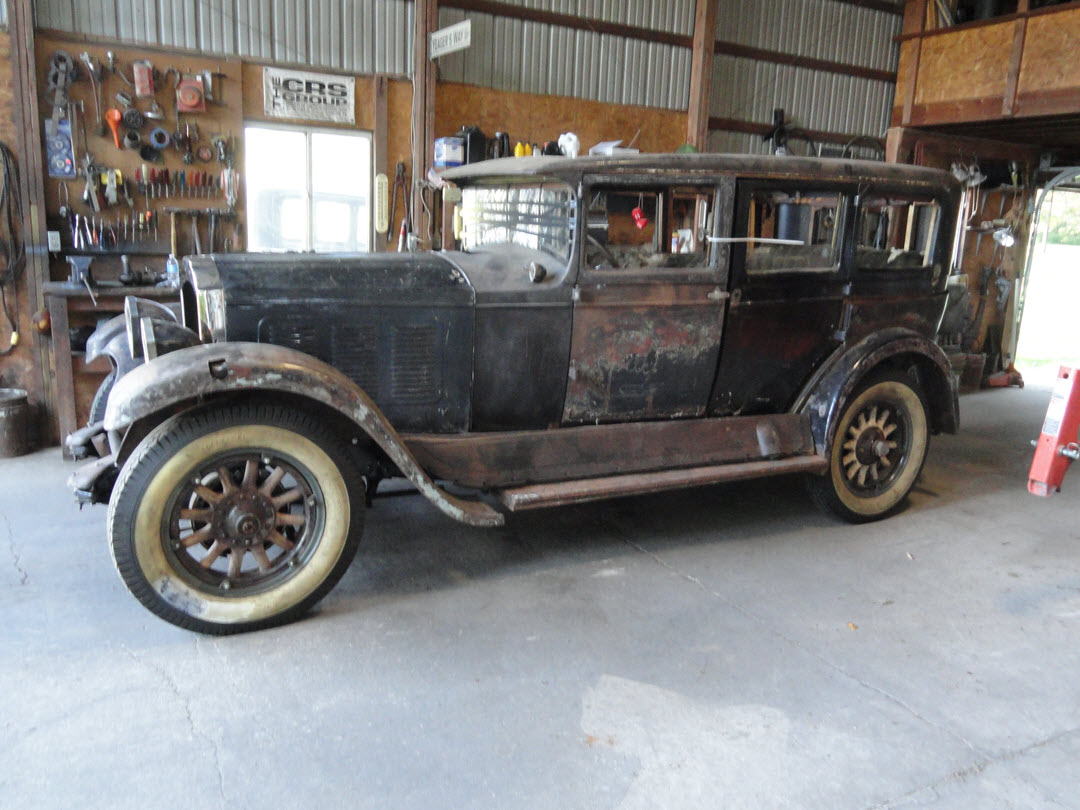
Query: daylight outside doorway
xmin=1016 ymin=187 xmax=1080 ymax=388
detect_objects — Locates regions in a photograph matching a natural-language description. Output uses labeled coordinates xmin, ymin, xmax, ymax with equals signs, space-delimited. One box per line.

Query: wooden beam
xmin=7 ymin=0 xmax=53 ymax=438
xmin=901 ymin=37 xmax=922 ymax=125
xmin=1002 ymin=17 xmax=1028 ymax=117
xmin=885 ymin=126 xmax=1041 ymax=164
xmin=831 ymin=0 xmax=904 ymax=14
xmin=373 ymin=74 xmax=388 ymax=252
xmin=410 ymin=0 xmax=438 ymax=247
xmin=687 ymin=0 xmax=718 ymax=150
xmin=707 ymin=116 xmax=882 ymax=149
xmin=902 ymin=0 xmax=929 ymax=33
xmin=440 ymin=0 xmax=694 ymax=48
xmin=900 ymin=0 xmax=927 ymax=125
xmin=713 ymin=40 xmax=896 ymax=83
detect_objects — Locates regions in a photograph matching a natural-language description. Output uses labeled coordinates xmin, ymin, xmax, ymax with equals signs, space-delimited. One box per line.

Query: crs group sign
xmin=263 ymin=67 xmax=355 ymax=124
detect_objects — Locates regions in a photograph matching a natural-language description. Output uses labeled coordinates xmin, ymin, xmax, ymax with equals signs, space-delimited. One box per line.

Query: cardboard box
xmin=434 ymin=137 xmax=464 ymax=169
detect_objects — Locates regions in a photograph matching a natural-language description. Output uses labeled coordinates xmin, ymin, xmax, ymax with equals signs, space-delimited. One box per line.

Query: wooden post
xmin=1002 ymin=17 xmax=1028 ymax=116
xmin=373 ymin=74 xmax=388 ymax=251
xmin=410 ymin=0 xmax=438 ymax=246
xmin=686 ymin=0 xmax=718 ymax=151
xmin=900 ymin=0 xmax=928 ymax=126
xmin=7 ymin=0 xmax=54 ymax=440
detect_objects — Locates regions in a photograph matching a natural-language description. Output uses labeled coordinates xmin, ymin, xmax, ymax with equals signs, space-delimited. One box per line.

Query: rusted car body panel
xmin=405 ymin=411 xmax=813 ymax=489
xmin=103 ymin=341 xmax=504 ymax=527
xmin=563 ymin=281 xmax=728 ymax=423
xmin=792 ymin=328 xmax=958 ymax=455
xmin=497 ymin=455 xmax=828 ymax=511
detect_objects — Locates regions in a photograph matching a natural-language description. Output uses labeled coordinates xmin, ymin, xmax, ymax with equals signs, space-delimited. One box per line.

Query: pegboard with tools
xmin=38 ymin=36 xmax=245 ymax=275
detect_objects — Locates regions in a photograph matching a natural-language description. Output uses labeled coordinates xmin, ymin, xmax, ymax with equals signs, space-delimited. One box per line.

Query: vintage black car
xmin=68 ymin=154 xmax=961 ymax=634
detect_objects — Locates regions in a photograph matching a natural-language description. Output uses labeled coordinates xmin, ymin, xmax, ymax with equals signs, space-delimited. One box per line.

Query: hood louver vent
xmin=331 ymin=324 xmax=378 ymax=393
xmin=391 ymin=324 xmax=439 ymax=405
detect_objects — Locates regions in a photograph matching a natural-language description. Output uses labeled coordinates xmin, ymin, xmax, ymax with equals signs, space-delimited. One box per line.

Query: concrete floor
xmin=2 ymin=384 xmax=1078 ymax=809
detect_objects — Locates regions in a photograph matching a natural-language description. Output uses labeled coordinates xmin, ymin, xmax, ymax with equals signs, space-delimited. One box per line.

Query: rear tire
xmin=108 ymin=404 xmax=364 ymax=634
xmin=808 ymin=370 xmax=929 ymax=523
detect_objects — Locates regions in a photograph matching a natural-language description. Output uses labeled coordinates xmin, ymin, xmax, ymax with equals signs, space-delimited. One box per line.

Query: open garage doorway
xmin=1016 ymin=179 xmax=1080 ymax=387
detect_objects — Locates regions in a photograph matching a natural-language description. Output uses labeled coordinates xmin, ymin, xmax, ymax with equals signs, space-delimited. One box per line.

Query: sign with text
xmin=263 ymin=67 xmax=355 ymax=124
xmin=430 ymin=20 xmax=472 ymax=59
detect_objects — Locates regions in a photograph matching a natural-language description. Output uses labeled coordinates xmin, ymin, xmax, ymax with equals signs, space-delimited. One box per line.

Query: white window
xmin=245 ymin=124 xmax=372 ymax=252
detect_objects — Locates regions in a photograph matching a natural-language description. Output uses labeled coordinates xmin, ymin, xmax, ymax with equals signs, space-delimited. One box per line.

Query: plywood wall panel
xmin=1017 ymin=9 xmax=1080 ymax=95
xmin=914 ymin=22 xmax=1012 ymax=105
xmin=434 ymin=82 xmax=688 ymax=157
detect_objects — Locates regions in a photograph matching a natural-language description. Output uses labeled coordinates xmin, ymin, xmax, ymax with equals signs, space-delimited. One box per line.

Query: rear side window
xmin=742 ymin=188 xmax=843 ymax=275
xmin=855 ymin=195 xmax=940 ymax=272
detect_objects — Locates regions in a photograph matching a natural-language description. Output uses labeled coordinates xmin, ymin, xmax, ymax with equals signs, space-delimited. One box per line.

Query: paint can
xmin=0 ymin=388 xmax=29 ymax=458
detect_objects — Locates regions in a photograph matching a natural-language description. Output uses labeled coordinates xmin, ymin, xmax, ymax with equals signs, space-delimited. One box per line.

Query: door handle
xmin=707 ymin=287 xmax=729 ymax=302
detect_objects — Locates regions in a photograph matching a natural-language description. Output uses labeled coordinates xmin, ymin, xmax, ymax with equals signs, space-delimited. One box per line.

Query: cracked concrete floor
xmin=1 ymin=384 xmax=1078 ymax=809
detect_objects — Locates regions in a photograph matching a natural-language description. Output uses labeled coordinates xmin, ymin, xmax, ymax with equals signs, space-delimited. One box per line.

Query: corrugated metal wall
xmin=435 ymin=4 xmax=693 ymax=109
xmin=723 ymin=0 xmax=900 ymax=73
xmin=33 ymin=0 xmax=415 ymax=76
xmin=31 ymin=0 xmax=900 ymax=151
xmin=710 ymin=0 xmax=901 ymax=155
xmin=31 ymin=0 xmax=694 ymax=109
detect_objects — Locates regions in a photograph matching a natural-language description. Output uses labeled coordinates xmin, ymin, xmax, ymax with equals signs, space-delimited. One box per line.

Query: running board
xmin=495 ymin=455 xmax=828 ymax=511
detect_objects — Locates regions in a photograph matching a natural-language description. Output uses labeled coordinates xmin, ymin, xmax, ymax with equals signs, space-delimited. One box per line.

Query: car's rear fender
xmin=793 ymin=328 xmax=959 ymax=455
xmin=103 ymin=341 xmax=504 ymax=528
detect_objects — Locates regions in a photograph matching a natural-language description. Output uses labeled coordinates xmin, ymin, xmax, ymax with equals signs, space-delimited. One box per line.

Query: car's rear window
xmin=855 ymin=196 xmax=941 ymax=272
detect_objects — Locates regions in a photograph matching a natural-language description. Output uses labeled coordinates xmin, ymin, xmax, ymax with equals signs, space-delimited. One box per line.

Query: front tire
xmin=808 ymin=370 xmax=929 ymax=523
xmin=108 ymin=404 xmax=364 ymax=634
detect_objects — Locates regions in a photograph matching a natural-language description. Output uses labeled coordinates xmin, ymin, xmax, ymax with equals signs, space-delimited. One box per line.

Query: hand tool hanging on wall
xmin=388 ymin=162 xmax=409 ymax=251
xmin=164 ymin=206 xmax=183 ymax=257
xmin=78 ymin=52 xmax=104 ymax=136
xmin=190 ymin=211 xmax=202 ymax=253
xmin=45 ymin=51 xmax=75 ymax=137
xmin=220 ymin=167 xmax=238 ymax=208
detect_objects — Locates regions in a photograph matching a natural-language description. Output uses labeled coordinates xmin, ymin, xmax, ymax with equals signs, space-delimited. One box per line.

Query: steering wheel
xmin=586 ymin=234 xmax=617 ymax=268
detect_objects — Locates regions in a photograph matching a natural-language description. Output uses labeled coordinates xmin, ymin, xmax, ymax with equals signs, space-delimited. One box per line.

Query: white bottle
xmin=166 ymin=253 xmax=180 ymax=287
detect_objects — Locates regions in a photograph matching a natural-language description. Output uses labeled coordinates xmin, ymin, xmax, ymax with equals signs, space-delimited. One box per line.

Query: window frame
xmin=578 ymin=180 xmax=724 ymax=283
xmin=244 ymin=121 xmax=373 ymax=253
xmin=733 ymin=182 xmax=849 ymax=281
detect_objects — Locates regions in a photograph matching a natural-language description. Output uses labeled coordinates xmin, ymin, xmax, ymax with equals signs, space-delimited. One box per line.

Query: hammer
xmin=204 ymin=208 xmax=235 ymax=254
xmin=163 ymin=206 xmax=185 ymax=257
xmin=189 ymin=211 xmax=202 ymax=254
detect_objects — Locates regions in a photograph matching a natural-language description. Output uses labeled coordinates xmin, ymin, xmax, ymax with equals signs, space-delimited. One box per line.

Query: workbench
xmin=43 ymin=281 xmax=178 ymax=458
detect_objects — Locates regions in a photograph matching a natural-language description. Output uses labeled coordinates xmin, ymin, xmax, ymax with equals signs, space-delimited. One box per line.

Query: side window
xmin=855 ymin=195 xmax=940 ymax=272
xmin=585 ymin=185 xmax=715 ymax=270
xmin=743 ymin=188 xmax=843 ymax=275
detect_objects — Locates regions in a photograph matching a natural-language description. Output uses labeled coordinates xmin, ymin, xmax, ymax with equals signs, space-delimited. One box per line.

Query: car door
xmin=563 ymin=177 xmax=734 ymax=424
xmin=709 ymin=181 xmax=850 ymax=417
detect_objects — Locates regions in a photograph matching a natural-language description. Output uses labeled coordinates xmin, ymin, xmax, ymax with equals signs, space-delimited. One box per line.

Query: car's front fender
xmin=104 ymin=341 xmax=504 ymax=527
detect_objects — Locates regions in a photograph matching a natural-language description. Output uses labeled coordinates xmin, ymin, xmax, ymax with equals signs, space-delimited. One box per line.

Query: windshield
xmin=460 ymin=181 xmax=574 ymax=261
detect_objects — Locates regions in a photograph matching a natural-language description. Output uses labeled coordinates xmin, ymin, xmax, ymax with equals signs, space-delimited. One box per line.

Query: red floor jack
xmin=1028 ymin=365 xmax=1080 ymax=496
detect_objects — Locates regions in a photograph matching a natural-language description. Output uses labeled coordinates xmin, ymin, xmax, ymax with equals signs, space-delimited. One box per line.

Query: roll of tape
xmin=149 ymin=127 xmax=171 ymax=149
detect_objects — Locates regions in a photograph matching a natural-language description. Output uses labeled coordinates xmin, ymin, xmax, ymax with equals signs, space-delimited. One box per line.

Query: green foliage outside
xmin=1044 ymin=189 xmax=1080 ymax=245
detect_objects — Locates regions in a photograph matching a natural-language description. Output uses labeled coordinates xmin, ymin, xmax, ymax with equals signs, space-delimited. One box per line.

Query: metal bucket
xmin=0 ymin=388 xmax=30 ymax=458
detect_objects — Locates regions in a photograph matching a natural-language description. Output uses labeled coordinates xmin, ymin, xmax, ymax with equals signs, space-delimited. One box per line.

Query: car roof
xmin=439 ymin=153 xmax=959 ymax=197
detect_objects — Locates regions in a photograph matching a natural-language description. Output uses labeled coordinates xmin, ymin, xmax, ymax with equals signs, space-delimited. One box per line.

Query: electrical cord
xmin=0 ymin=142 xmax=25 ymax=356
